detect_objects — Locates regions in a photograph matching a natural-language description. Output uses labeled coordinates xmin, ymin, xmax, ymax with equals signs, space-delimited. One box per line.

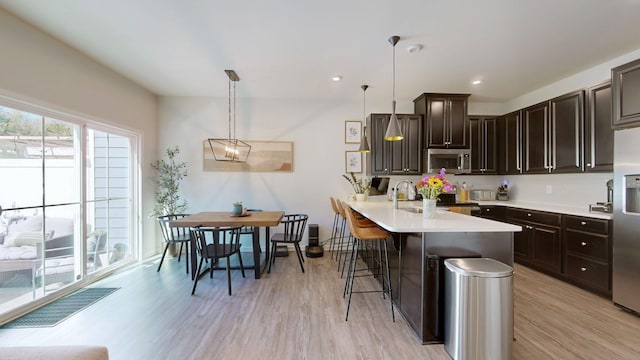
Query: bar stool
xmin=342 ymin=203 xmax=395 ymax=322
xmin=337 ymin=200 xmax=378 ymax=277
xmin=329 ymin=197 xmax=342 ymax=261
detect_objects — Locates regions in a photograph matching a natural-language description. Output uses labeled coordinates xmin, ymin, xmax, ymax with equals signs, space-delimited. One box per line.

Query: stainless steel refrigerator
xmin=613 ymin=126 xmax=640 ymax=314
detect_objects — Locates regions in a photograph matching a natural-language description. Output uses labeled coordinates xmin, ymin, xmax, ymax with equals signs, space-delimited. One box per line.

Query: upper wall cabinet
xmin=550 ymin=90 xmax=584 ymax=173
xmin=469 ymin=116 xmax=497 ymax=174
xmin=585 ymin=81 xmax=613 ymax=172
xmin=498 ymin=111 xmax=523 ymax=175
xmin=522 ymin=101 xmax=550 ymax=173
xmin=414 ymin=93 xmax=470 ymax=149
xmin=367 ymin=113 xmax=423 ymax=176
xmin=612 ymin=58 xmax=640 ymax=129
xmin=522 ymin=91 xmax=584 ymax=174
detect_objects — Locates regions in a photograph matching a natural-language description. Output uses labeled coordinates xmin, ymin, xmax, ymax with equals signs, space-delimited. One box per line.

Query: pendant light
xmin=384 ymin=35 xmax=403 ymax=141
xmin=358 ymin=84 xmax=370 ymax=153
xmin=208 ymin=70 xmax=251 ymax=162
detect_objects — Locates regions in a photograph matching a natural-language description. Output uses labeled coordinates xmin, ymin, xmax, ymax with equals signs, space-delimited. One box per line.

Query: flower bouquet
xmin=416 ymin=168 xmax=452 ymax=218
xmin=416 ymin=168 xmax=453 ymax=200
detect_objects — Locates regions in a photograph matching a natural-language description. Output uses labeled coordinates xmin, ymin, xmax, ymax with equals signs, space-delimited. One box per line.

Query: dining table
xmin=169 ymin=210 xmax=284 ymax=279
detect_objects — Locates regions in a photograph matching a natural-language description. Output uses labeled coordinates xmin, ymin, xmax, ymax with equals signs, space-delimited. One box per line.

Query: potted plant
xmin=151 ymin=146 xmax=188 ymax=256
xmin=342 ymin=172 xmax=371 ymax=201
xmin=151 ymin=146 xmax=188 ymax=216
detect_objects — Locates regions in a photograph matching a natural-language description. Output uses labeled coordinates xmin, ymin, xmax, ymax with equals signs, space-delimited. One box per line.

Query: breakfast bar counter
xmin=347 ymin=198 xmax=521 ymax=344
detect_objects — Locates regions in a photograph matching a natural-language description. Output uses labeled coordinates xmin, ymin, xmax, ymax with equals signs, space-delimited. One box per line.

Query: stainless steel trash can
xmin=444 ymin=258 xmax=513 ymax=360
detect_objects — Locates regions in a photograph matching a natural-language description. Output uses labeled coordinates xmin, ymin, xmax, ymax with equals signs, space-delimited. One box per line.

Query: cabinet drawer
xmin=565 ymin=229 xmax=609 ymax=261
xmin=565 ymin=254 xmax=610 ymax=293
xmin=564 ymin=215 xmax=609 ymax=235
xmin=507 ymin=208 xmax=562 ymax=226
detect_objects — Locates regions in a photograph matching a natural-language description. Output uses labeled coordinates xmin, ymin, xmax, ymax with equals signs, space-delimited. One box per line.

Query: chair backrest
xmin=342 ymin=203 xmax=365 ymax=239
xmin=157 ymin=214 xmax=190 ymax=242
xmin=190 ymin=226 xmax=243 ymax=260
xmin=279 ymin=214 xmax=309 ymax=243
xmin=330 ymin=197 xmax=339 ymax=215
xmin=335 ymin=199 xmax=346 ymax=219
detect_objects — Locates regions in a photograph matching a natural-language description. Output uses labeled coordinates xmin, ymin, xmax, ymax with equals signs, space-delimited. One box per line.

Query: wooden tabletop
xmin=169 ymin=211 xmax=285 ymax=228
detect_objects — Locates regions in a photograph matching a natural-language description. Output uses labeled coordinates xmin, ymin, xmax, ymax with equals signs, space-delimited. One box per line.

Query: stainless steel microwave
xmin=425 ymin=148 xmax=471 ymax=174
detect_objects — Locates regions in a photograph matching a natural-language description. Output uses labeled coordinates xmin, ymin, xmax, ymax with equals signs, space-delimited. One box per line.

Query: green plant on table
xmin=342 ymin=172 xmax=370 ymax=194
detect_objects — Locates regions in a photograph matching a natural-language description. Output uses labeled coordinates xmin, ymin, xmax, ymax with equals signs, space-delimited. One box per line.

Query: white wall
xmin=0 ymin=9 xmax=159 ymax=259
xmin=158 ymin=96 xmax=364 ymax=244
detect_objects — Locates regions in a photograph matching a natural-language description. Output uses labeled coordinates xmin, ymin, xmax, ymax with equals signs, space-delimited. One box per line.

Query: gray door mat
xmin=1 ymin=287 xmax=120 ymax=328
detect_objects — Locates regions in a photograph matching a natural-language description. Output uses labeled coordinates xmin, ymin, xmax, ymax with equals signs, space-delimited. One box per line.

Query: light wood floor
xmin=0 ymin=252 xmax=639 ymax=359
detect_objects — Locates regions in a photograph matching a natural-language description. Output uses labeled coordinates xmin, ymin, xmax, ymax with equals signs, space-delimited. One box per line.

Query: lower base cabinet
xmin=563 ymin=216 xmax=611 ymax=297
xmin=495 ymin=208 xmax=612 ymax=298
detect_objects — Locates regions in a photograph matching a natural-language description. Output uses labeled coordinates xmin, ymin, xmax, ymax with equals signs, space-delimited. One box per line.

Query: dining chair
xmin=268 ymin=214 xmax=308 ymax=273
xmin=190 ymin=226 xmax=245 ymax=296
xmin=157 ymin=214 xmax=192 ymax=274
xmin=238 ymin=209 xmax=262 ymax=252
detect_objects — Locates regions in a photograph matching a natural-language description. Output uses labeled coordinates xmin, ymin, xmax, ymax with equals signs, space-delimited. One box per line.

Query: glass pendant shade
xmin=208 ymin=70 xmax=251 ymax=162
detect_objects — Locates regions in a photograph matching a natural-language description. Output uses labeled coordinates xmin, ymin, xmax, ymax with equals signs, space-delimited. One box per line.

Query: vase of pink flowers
xmin=416 ymin=168 xmax=453 ymax=219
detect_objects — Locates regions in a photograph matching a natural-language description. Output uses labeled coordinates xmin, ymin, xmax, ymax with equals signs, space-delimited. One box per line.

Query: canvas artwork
xmin=203 ymin=140 xmax=293 ymax=172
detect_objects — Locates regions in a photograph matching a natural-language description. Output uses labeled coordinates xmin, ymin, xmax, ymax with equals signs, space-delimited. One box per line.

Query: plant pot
xmin=355 ymin=193 xmax=367 ymax=201
xmin=422 ymin=199 xmax=437 ymax=219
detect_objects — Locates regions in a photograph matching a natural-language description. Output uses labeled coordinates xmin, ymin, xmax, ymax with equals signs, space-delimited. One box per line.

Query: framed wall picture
xmin=345 ymin=151 xmax=362 ymax=173
xmin=345 ymin=120 xmax=362 ymax=144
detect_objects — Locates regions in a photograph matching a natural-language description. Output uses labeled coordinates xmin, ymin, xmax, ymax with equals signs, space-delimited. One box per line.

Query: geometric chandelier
xmin=208 ymin=69 xmax=251 ymax=162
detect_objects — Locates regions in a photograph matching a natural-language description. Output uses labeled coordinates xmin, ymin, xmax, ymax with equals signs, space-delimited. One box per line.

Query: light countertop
xmin=347 ymin=198 xmax=521 ymax=233
xmin=476 ymin=200 xmax=613 ymax=220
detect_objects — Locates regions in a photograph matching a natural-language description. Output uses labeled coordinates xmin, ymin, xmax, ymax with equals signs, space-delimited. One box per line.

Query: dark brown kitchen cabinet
xmin=414 ymin=93 xmax=470 ymax=149
xmin=522 ymin=91 xmax=584 ymax=174
xmin=506 ymin=208 xmax=563 ymax=276
xmin=389 ymin=114 xmax=423 ymax=175
xmin=368 ymin=114 xmax=391 ymax=175
xmin=563 ymin=215 xmax=611 ymax=297
xmin=612 ymin=58 xmax=640 ymax=129
xmin=585 ymin=81 xmax=614 ymax=172
xmin=522 ymin=101 xmax=549 ymax=173
xmin=469 ymin=116 xmax=497 ymax=174
xmin=498 ymin=111 xmax=522 ymax=174
xmin=367 ymin=113 xmax=422 ymax=176
xmin=550 ymin=91 xmax=584 ymax=173
xmin=477 ymin=205 xmax=506 ymax=222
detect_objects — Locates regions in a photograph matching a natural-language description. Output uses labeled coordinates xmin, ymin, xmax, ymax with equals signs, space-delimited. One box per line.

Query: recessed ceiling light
xmin=407 ymin=44 xmax=423 ymax=53
xmin=332 ymin=75 xmax=343 ymax=82
xmin=472 ymin=80 xmax=482 ymax=85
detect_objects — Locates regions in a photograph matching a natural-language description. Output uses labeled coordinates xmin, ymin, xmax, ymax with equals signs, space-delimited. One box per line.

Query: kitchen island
xmin=347 ymin=198 xmax=521 ymax=344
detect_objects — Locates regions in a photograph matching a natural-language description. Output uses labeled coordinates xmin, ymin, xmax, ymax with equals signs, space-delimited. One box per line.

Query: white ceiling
xmin=2 ymin=0 xmax=640 ymax=103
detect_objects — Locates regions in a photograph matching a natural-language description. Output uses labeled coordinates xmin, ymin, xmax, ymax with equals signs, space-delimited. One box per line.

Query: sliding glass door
xmin=0 ymin=103 xmax=136 ymax=316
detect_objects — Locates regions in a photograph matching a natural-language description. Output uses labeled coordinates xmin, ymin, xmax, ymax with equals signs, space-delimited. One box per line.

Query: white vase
xmin=422 ymin=199 xmax=437 ymax=219
xmin=355 ymin=193 xmax=367 ymax=201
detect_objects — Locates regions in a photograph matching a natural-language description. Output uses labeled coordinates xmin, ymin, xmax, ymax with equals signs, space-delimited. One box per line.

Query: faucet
xmin=392 ymin=180 xmax=412 ymax=209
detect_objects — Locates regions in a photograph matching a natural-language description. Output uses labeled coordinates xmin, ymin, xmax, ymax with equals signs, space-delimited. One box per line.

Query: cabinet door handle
xmin=527 ymin=213 xmax=532 ymax=217
xmin=580 ymin=221 xmax=587 ymax=226
xmin=581 ymin=267 xmax=587 ymax=272
xmin=581 ymin=242 xmax=587 ymax=246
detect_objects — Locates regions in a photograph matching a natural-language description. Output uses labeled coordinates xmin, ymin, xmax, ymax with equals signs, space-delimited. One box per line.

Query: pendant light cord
xmin=392 ymin=42 xmax=396 ymax=101
xmin=228 ymin=78 xmax=232 ymax=140
xmin=233 ymin=80 xmax=237 ymax=141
